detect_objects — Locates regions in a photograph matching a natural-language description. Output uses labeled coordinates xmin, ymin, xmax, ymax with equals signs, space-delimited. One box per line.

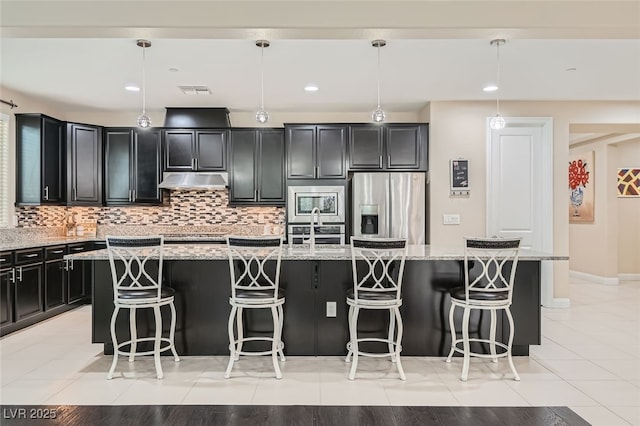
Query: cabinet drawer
xmin=15 ymin=248 xmax=44 ymax=265
xmin=67 ymin=242 xmax=93 ymax=254
xmin=0 ymin=251 xmax=13 ymax=268
xmin=45 ymin=245 xmax=67 ymax=260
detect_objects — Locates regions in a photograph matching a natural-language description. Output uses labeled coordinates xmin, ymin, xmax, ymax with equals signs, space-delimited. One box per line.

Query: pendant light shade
xmin=371 ymin=39 xmax=386 ymax=123
xmin=489 ymin=39 xmax=506 ymax=130
xmin=256 ymin=40 xmax=270 ymax=124
xmin=136 ymin=39 xmax=152 ymax=128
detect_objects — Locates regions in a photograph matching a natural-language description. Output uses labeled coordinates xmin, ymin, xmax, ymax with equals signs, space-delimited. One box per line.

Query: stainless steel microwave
xmin=287 ymin=186 xmax=345 ymax=223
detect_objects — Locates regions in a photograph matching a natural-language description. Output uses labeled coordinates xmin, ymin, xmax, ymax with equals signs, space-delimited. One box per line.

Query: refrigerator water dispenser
xmin=360 ymin=204 xmax=379 ymax=235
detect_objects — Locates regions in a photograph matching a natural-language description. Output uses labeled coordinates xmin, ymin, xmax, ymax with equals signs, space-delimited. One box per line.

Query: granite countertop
xmin=65 ymin=244 xmax=568 ymax=261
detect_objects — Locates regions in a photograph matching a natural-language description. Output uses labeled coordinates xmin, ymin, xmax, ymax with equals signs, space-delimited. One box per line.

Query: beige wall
xmin=617 ymin=140 xmax=640 ymax=274
xmin=428 ymin=100 xmax=640 ymax=298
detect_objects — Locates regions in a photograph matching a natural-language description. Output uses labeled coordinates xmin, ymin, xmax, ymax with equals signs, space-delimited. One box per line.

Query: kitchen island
xmin=68 ymin=244 xmax=566 ymax=357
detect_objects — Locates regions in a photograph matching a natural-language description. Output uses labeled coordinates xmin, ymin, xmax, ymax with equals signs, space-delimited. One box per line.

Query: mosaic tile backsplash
xmin=15 ymin=190 xmax=285 ymax=228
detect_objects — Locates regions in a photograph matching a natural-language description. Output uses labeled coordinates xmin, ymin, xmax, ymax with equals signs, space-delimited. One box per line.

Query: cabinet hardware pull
xmin=17 ymin=267 xmax=23 ymax=282
xmin=379 ymin=155 xmax=383 ymax=168
xmin=9 ymin=268 xmax=16 ymax=283
xmin=192 ymin=158 xmax=195 ymax=170
xmin=63 ymin=259 xmax=69 ymax=271
xmin=0 ymin=258 xmax=5 ymax=262
xmin=70 ymin=259 xmax=74 ymax=270
xmin=132 ymin=190 xmax=135 ymax=201
xmin=195 ymin=158 xmax=198 ymax=170
xmin=73 ymin=187 xmax=77 ymax=201
xmin=44 ymin=186 xmax=49 ymax=200
xmin=72 ymin=247 xmax=83 ymax=251
xmin=51 ymin=250 xmax=64 ymax=254
xmin=387 ymin=155 xmax=391 ymax=166
xmin=24 ymin=253 xmax=39 ymax=258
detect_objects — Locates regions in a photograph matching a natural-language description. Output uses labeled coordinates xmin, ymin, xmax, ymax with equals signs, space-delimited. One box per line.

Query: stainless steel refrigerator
xmin=352 ymin=172 xmax=426 ymax=244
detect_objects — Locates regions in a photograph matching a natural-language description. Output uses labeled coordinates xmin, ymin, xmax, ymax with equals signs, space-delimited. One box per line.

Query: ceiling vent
xmin=178 ymin=85 xmax=211 ymax=95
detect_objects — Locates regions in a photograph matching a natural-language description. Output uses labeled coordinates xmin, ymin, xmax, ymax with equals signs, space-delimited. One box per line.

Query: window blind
xmin=0 ymin=114 xmax=9 ymax=227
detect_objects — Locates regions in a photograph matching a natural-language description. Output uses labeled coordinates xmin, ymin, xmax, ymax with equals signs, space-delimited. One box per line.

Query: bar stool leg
xmin=490 ymin=309 xmax=498 ymax=363
xmin=225 ymin=305 xmax=238 ymax=379
xmin=345 ymin=305 xmax=354 ymax=363
xmin=129 ymin=307 xmax=137 ymax=363
xmin=461 ymin=306 xmax=471 ymax=381
xmin=388 ymin=309 xmax=397 ymax=363
xmin=393 ymin=307 xmax=406 ymax=381
xmin=153 ymin=306 xmax=163 ymax=379
xmin=445 ymin=304 xmax=456 ymax=363
xmin=169 ymin=302 xmax=180 ymax=362
xmin=277 ymin=305 xmax=285 ymax=362
xmin=107 ymin=307 xmax=120 ymax=380
xmin=235 ymin=307 xmax=244 ymax=361
xmin=505 ymin=308 xmax=520 ymax=381
xmin=348 ymin=307 xmax=360 ymax=380
xmin=271 ymin=306 xmax=282 ymax=379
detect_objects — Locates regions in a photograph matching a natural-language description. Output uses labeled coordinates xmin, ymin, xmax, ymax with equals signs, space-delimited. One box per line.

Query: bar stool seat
xmin=105 ymin=236 xmax=180 ymax=380
xmin=225 ymin=236 xmax=285 ymax=379
xmin=345 ymin=237 xmax=408 ymax=381
xmin=445 ymin=237 xmax=521 ymax=382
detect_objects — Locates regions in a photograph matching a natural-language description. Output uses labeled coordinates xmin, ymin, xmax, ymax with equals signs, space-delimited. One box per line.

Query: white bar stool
xmin=225 ymin=236 xmax=285 ymax=379
xmin=345 ymin=237 xmax=408 ymax=380
xmin=105 ymin=236 xmax=180 ymax=380
xmin=446 ymin=237 xmax=521 ymax=381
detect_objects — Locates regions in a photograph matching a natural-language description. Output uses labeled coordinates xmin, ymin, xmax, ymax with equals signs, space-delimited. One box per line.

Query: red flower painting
xmin=569 ymin=152 xmax=594 ymax=222
xmin=568 ymin=159 xmax=590 ymax=190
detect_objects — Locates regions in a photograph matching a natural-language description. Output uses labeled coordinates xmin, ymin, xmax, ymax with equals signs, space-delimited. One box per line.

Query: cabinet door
xmin=164 ymin=130 xmax=195 ymax=170
xmin=316 ymin=125 xmax=347 ymax=179
xmin=257 ymin=129 xmax=285 ymax=204
xmin=16 ymin=114 xmax=43 ymax=204
xmin=133 ymin=129 xmax=162 ymax=203
xmin=68 ymin=124 xmax=102 ymax=204
xmin=45 ymin=260 xmax=66 ymax=310
xmin=195 ymin=130 xmax=227 ymax=171
xmin=104 ymin=129 xmax=133 ymax=204
xmin=229 ymin=129 xmax=257 ymax=203
xmin=286 ymin=125 xmax=316 ymax=178
xmin=317 ymin=261 xmax=351 ymax=355
xmin=14 ymin=263 xmax=43 ymax=322
xmin=280 ymin=261 xmax=316 ymax=355
xmin=42 ymin=116 xmax=65 ymax=203
xmin=348 ymin=125 xmax=384 ymax=169
xmin=67 ymin=243 xmax=91 ymax=303
xmin=385 ymin=124 xmax=424 ymax=170
xmin=0 ymin=269 xmax=13 ymax=327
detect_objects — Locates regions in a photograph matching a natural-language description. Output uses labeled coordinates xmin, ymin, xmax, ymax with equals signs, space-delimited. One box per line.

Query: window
xmin=0 ymin=113 xmax=9 ymax=227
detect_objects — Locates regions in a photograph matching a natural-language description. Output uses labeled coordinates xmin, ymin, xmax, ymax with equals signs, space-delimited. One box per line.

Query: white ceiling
xmin=1 ymin=0 xmax=639 ymax=114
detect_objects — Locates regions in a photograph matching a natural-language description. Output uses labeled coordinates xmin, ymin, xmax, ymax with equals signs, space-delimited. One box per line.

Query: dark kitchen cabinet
xmin=67 ymin=242 xmax=93 ymax=304
xmin=0 ymin=252 xmax=14 ymax=328
xmin=286 ymin=125 xmax=347 ymax=179
xmin=164 ymin=129 xmax=227 ymax=171
xmin=15 ymin=114 xmax=65 ymax=205
xmin=13 ymin=248 xmax=44 ymax=323
xmin=104 ymin=128 xmax=162 ymax=205
xmin=348 ymin=123 xmax=428 ymax=171
xmin=67 ymin=123 xmax=102 ymax=205
xmin=229 ymin=128 xmax=285 ymax=205
xmin=44 ymin=246 xmax=66 ymax=311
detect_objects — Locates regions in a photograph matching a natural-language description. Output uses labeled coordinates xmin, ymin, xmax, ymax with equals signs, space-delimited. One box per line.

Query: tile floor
xmin=1 ymin=278 xmax=639 ymax=425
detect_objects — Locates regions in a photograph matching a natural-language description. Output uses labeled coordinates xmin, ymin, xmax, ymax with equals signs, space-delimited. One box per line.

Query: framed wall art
xmin=617 ymin=168 xmax=640 ymax=197
xmin=568 ymin=151 xmax=594 ymax=223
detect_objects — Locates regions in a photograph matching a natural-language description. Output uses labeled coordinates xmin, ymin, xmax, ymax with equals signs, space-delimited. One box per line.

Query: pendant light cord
xmin=376 ymin=43 xmax=381 ymax=109
xmin=141 ymin=43 xmax=147 ymax=115
xmin=260 ymin=44 xmax=265 ymax=110
xmin=495 ymin=41 xmax=501 ymax=116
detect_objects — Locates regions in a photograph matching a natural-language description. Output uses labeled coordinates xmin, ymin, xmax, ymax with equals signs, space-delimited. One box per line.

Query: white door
xmin=487 ymin=117 xmax=554 ymax=304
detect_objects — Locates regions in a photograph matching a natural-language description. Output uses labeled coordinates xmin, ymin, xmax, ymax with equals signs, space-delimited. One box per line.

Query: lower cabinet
xmin=0 ymin=262 xmax=14 ymax=328
xmin=45 ymin=246 xmax=67 ymax=310
xmin=14 ymin=262 xmax=44 ymax=322
xmin=67 ymin=242 xmax=93 ymax=304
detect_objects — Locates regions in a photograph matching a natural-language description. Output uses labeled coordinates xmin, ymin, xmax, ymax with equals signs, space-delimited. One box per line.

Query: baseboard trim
xmin=570 ymin=270 xmax=619 ymax=286
xmin=618 ymin=273 xmax=640 ymax=281
xmin=542 ymin=298 xmax=571 ymax=309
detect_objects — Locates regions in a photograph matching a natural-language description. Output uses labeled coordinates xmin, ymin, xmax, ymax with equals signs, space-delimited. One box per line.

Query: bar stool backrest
xmin=227 ymin=236 xmax=283 ymax=302
xmin=106 ymin=236 xmax=164 ymax=303
xmin=350 ymin=237 xmax=407 ymax=302
xmin=463 ymin=237 xmax=521 ymax=304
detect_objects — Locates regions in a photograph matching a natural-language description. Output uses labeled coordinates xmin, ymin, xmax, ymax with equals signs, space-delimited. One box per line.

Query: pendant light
xmin=136 ymin=39 xmax=152 ymax=128
xmin=371 ymin=39 xmax=386 ymax=123
xmin=255 ymin=40 xmax=270 ymax=124
xmin=489 ymin=39 xmax=506 ymax=130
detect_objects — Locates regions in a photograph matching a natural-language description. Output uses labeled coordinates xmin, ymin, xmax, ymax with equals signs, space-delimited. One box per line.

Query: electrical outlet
xmin=443 ymin=214 xmax=461 ymax=225
xmin=326 ymin=301 xmax=336 ymax=317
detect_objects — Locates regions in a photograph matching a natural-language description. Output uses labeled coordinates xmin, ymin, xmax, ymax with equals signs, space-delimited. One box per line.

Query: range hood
xmin=158 ymin=172 xmax=228 ymax=190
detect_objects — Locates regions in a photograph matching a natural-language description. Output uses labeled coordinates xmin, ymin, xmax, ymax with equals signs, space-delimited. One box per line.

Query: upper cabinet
xmin=286 ymin=125 xmax=347 ymax=179
xmin=348 ymin=123 xmax=428 ymax=171
xmin=15 ymin=114 xmax=65 ymax=205
xmin=67 ymin=123 xmax=102 ymax=205
xmin=229 ymin=128 xmax=285 ymax=205
xmin=104 ymin=128 xmax=162 ymax=205
xmin=164 ymin=129 xmax=227 ymax=171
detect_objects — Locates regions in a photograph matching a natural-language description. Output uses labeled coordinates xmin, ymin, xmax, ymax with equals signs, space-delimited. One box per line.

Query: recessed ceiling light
xmin=566 ymin=67 xmax=577 ymax=72
xmin=168 ymin=67 xmax=179 ymax=72
xmin=125 ymin=85 xmax=140 ymax=92
xmin=304 ymin=84 xmax=319 ymax=92
xmin=483 ymin=85 xmax=498 ymax=92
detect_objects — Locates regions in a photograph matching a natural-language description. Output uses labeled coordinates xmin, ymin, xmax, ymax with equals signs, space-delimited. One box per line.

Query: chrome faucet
xmin=308 ymin=207 xmax=323 ymax=249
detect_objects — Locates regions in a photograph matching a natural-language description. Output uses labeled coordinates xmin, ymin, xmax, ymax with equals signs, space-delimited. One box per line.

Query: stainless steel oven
xmin=287 ymin=186 xmax=345 ymax=224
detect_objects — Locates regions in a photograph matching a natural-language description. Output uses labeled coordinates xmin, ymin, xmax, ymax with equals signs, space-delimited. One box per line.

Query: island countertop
xmin=65 ymin=243 xmax=568 ymax=261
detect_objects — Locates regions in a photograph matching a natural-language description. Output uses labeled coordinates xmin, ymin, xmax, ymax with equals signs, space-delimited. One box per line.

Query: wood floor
xmin=0 ymin=405 xmax=588 ymax=425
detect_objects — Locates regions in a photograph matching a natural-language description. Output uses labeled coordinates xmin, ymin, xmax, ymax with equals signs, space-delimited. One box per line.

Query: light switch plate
xmin=443 ymin=214 xmax=461 ymax=225
xmin=326 ymin=301 xmax=337 ymax=317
